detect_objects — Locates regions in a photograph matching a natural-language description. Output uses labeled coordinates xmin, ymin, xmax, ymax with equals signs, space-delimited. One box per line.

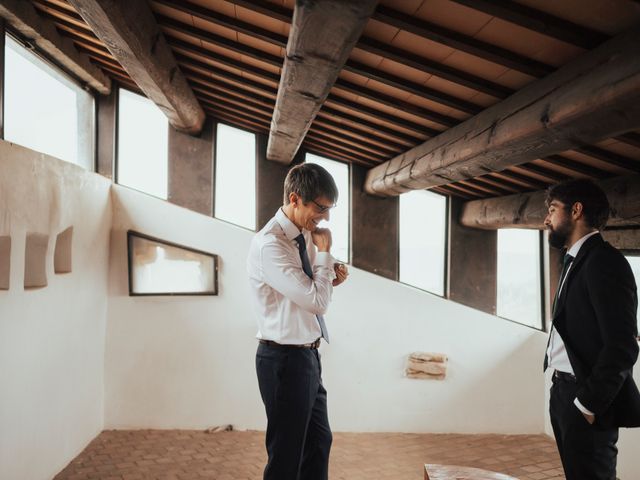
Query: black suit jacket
xmin=551 ymin=233 xmax=640 ymax=428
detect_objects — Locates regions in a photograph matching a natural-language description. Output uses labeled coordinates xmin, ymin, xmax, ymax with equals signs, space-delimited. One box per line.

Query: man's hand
xmin=311 ymin=228 xmax=332 ymax=252
xmin=333 ymin=263 xmax=349 ymax=286
xmin=582 ymin=411 xmax=595 ymax=424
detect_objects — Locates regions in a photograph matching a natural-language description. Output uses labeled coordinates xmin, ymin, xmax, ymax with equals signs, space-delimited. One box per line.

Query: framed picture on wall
xmin=127 ymin=231 xmax=218 ymax=296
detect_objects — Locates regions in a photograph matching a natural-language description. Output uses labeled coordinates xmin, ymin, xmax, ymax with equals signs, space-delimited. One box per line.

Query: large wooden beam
xmin=267 ymin=0 xmax=379 ymax=164
xmin=364 ymin=27 xmax=640 ymax=196
xmin=0 ymin=0 xmax=110 ymax=94
xmin=459 ymin=175 xmax=640 ymax=230
xmin=67 ymin=0 xmax=204 ymax=134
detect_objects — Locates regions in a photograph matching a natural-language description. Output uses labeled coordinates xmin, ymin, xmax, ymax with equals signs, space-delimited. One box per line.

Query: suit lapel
xmin=553 ymin=233 xmax=604 ymax=321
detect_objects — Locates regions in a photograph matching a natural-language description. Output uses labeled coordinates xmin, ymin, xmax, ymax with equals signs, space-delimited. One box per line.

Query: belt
xmin=259 ymin=339 xmax=320 ymax=349
xmin=554 ymin=370 xmax=577 ymax=383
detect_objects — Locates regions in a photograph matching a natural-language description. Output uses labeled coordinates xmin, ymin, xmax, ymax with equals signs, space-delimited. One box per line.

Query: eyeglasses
xmin=310 ymin=199 xmax=336 ymax=213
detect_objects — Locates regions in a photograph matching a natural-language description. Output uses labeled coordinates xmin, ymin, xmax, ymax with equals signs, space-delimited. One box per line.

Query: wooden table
xmin=424 ymin=464 xmax=519 ymax=480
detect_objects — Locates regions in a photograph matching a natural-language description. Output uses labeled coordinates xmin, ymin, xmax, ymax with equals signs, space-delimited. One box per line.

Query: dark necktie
xmin=552 ymin=253 xmax=574 ymax=315
xmin=295 ymin=234 xmax=329 ymax=343
xmin=544 ymin=253 xmax=574 ymax=370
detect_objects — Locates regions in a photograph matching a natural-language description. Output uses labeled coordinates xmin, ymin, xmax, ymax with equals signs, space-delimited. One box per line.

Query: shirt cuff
xmin=314 ymin=252 xmax=334 ymax=268
xmin=574 ymin=398 xmax=594 ymax=416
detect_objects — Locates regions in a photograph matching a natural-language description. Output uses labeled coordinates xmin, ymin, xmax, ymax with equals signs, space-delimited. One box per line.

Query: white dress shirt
xmin=247 ymin=208 xmax=336 ymax=344
xmin=547 ymin=230 xmax=599 ymax=416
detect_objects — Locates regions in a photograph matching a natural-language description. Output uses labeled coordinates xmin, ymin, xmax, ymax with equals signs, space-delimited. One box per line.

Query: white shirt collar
xmin=567 ymin=230 xmax=599 ymax=258
xmin=275 ymin=208 xmax=302 ymax=241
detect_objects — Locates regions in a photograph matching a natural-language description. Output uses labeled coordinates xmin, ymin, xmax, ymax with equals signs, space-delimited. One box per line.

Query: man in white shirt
xmin=247 ymin=163 xmax=348 ymax=480
xmin=543 ymin=179 xmax=639 ymax=480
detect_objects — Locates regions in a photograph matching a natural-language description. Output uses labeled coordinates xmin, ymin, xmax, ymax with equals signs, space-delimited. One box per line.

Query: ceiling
xmin=22 ymin=0 xmax=640 ymax=199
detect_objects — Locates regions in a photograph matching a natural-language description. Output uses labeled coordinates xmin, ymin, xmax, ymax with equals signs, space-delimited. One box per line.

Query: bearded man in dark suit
xmin=543 ymin=178 xmax=640 ymax=480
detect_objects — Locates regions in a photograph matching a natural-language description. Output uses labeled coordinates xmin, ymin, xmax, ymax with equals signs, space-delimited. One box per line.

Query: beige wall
xmin=0 ymin=141 xmax=112 ymax=480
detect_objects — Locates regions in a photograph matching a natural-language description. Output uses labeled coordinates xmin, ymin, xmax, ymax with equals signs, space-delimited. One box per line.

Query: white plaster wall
xmin=106 ymin=185 xmax=549 ymax=434
xmin=0 ymin=141 xmax=112 ymax=480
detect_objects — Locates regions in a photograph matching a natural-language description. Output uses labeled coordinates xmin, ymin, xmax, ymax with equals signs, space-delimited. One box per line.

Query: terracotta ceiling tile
xmin=376 ymin=58 xmax=432 ymax=84
xmin=413 ymin=0 xmax=492 ymax=35
xmin=234 ymin=5 xmax=290 ymax=37
xmin=362 ymin=78 xmax=414 ymax=102
xmin=362 ymin=19 xmax=400 ymax=43
xmin=150 ymin=3 xmax=194 ymax=25
xmin=441 ymin=51 xmax=510 ymax=81
xmin=594 ymin=141 xmax=640 ymax=161
xmin=192 ymin=17 xmax=238 ymax=41
xmin=422 ymin=75 xmax=479 ymax=102
xmin=337 ymin=70 xmax=370 ymax=87
xmin=515 ymin=0 xmax=640 ymax=35
xmin=390 ymin=31 xmax=455 ymax=63
xmin=348 ymin=49 xmax=385 ymax=69
xmin=406 ymin=94 xmax=469 ymax=120
xmin=190 ymin=0 xmax=236 ymax=18
xmin=236 ymin=33 xmax=283 ymax=58
xmin=492 ymin=69 xmax=536 ymax=91
xmin=378 ymin=0 xmax=425 ymax=15
xmin=466 ymin=92 xmax=501 ymax=109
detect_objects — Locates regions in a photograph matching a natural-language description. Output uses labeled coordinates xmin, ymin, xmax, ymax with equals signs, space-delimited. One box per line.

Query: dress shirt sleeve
xmin=259 ymin=238 xmax=334 ymax=315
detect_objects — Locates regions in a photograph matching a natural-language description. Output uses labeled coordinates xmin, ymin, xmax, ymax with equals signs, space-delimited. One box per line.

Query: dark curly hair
xmin=545 ymin=179 xmax=610 ymax=230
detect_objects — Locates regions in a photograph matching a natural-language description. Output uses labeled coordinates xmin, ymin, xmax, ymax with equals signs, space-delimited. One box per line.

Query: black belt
xmin=554 ymin=370 xmax=577 ymax=383
xmin=259 ymin=338 xmax=320 ymax=349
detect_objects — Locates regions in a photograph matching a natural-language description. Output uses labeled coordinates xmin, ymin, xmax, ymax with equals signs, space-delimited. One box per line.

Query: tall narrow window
xmin=497 ymin=229 xmax=543 ymax=328
xmin=4 ymin=35 xmax=94 ymax=169
xmin=305 ymin=153 xmax=350 ymax=263
xmin=214 ymin=123 xmax=256 ymax=230
xmin=117 ymin=88 xmax=168 ymax=199
xmin=625 ymin=255 xmax=640 ymax=328
xmin=399 ymin=190 xmax=447 ymax=296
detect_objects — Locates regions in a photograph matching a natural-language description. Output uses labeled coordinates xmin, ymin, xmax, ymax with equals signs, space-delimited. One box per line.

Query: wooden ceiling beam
xmin=164 ymin=23 xmax=435 ymax=139
xmin=223 ymin=0 xmax=513 ymax=98
xmin=460 ymin=174 xmax=640 ymax=229
xmin=156 ymin=2 xmax=478 ymax=118
xmin=190 ymin=80 xmax=404 ymax=154
xmin=451 ymin=0 xmax=608 ymax=50
xmin=0 ymin=0 xmax=110 ymax=93
xmin=364 ymin=27 xmax=640 ymax=196
xmin=67 ymin=0 xmax=204 ymax=133
xmin=616 ymin=132 xmax=640 ymax=149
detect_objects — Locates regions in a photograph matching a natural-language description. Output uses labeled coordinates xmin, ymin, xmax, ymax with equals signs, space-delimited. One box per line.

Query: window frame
xmin=3 ymin=30 xmax=97 ymax=169
xmin=213 ymin=121 xmax=258 ymax=231
xmin=398 ymin=189 xmax=449 ymax=298
xmin=496 ymin=228 xmax=545 ymax=331
xmin=303 ymin=151 xmax=352 ymax=264
xmin=115 ymin=85 xmax=170 ymax=199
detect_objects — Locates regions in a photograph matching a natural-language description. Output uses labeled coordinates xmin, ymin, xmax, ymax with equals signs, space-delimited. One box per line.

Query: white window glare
xmin=399 ymin=190 xmax=447 ymax=296
xmin=497 ymin=229 xmax=543 ymax=328
xmin=117 ymin=88 xmax=169 ymax=199
xmin=4 ymin=35 xmax=94 ymax=169
xmin=305 ymin=153 xmax=350 ymax=263
xmin=625 ymin=256 xmax=640 ymax=327
xmin=214 ymin=123 xmax=256 ymax=230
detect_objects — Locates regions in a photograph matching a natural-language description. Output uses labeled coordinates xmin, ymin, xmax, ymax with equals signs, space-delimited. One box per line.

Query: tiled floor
xmin=54 ymin=430 xmax=564 ymax=480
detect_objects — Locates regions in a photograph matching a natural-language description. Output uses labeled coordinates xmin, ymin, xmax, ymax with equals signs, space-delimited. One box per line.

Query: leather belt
xmin=259 ymin=339 xmax=320 ymax=349
xmin=554 ymin=370 xmax=577 ymax=383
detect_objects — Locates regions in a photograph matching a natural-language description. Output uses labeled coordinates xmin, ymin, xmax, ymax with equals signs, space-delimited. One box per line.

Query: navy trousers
xmin=550 ymin=374 xmax=619 ymax=480
xmin=256 ymin=343 xmax=332 ymax=480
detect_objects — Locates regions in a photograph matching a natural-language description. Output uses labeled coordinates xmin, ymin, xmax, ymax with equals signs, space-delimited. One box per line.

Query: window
xmin=625 ymin=255 xmax=640 ymax=327
xmin=305 ymin=153 xmax=350 ymax=263
xmin=399 ymin=190 xmax=447 ymax=296
xmin=117 ymin=88 xmax=168 ymax=199
xmin=497 ymin=229 xmax=543 ymax=328
xmin=214 ymin=123 xmax=256 ymax=230
xmin=4 ymin=35 xmax=94 ymax=169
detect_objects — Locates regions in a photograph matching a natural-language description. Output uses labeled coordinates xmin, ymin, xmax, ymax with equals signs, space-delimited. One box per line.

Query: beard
xmin=547 ymin=219 xmax=572 ymax=249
